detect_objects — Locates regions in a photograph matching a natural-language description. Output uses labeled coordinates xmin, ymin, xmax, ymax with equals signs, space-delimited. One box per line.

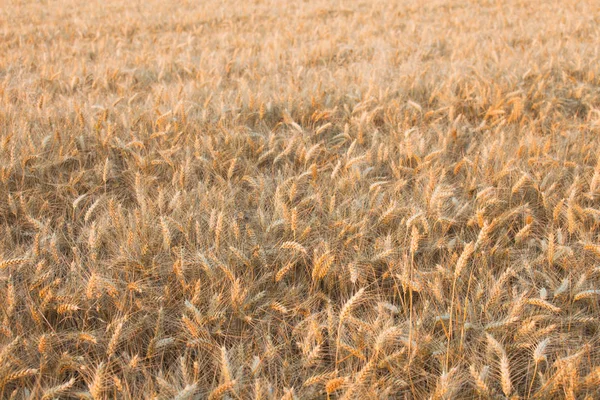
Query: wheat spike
xmin=275 ymin=261 xmax=295 ymax=282
xmin=303 ymin=371 xmax=336 ymax=387
xmin=1 ymin=368 xmax=38 ymax=389
xmin=573 ymin=289 xmax=600 ymax=301
xmin=107 ymin=321 xmax=123 ymax=358
xmin=527 ymin=298 xmax=562 ymax=313
xmin=339 ymin=288 xmax=365 ymax=328
xmin=280 ymin=241 xmax=307 ymax=255
xmin=173 ymin=383 xmax=198 ymax=400
xmin=499 ymin=352 xmax=512 ymax=397
xmin=454 ymin=241 xmax=475 ymax=278
xmin=312 ymin=251 xmax=334 ymax=282
xmin=533 ymin=338 xmax=550 ymax=364
xmin=42 ymin=378 xmax=76 ymax=400
xmin=220 ymin=346 xmax=232 ymax=383
xmin=469 ymin=365 xmax=489 ymax=395
xmin=215 ymin=211 xmax=224 ymax=250
xmin=0 ymin=258 xmax=30 ymax=269
xmin=208 ymin=380 xmax=236 ymax=400
xmin=85 ymin=196 xmax=103 ymax=223
xmin=89 ymin=362 xmax=106 ymax=400
xmin=160 ymin=216 xmax=171 ymax=250
xmin=326 ymin=377 xmax=346 ymax=394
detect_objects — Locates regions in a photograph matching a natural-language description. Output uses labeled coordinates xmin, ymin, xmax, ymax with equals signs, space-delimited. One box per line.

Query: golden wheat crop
xmin=1 ymin=0 xmax=600 ymax=398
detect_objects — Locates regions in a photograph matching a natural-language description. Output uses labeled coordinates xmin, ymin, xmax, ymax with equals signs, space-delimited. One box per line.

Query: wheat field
xmin=1 ymin=0 xmax=600 ymax=398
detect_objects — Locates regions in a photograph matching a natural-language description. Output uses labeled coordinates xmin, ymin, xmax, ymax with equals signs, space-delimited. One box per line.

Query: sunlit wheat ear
xmin=41 ymin=378 xmax=76 ymax=400
xmin=172 ymin=383 xmax=198 ymax=400
xmin=281 ymin=241 xmax=307 ymax=255
xmin=0 ymin=369 xmax=38 ymax=391
xmin=219 ymin=346 xmax=233 ymax=383
xmin=85 ymin=196 xmax=103 ymax=223
xmin=0 ymin=258 xmax=30 ymax=269
xmin=340 ymin=359 xmax=375 ymax=400
xmin=511 ymin=173 xmax=530 ymax=195
xmin=208 ymin=380 xmax=236 ymax=400
xmin=89 ymin=361 xmax=107 ymax=400
xmin=303 ymin=371 xmax=336 ymax=388
xmin=527 ymin=297 xmax=562 ymax=313
xmin=533 ymin=337 xmax=550 ymax=364
xmin=410 ymin=226 xmax=420 ymax=254
xmin=515 ymin=222 xmax=532 ymax=244
xmin=160 ymin=216 xmax=171 ymax=250
xmin=5 ymin=279 xmax=15 ymax=318
xmin=454 ymin=241 xmax=475 ymax=278
xmin=499 ymin=353 xmax=512 ymax=398
xmin=573 ymin=289 xmax=600 ymax=302
xmin=336 ymin=288 xmax=365 ymax=365
xmin=469 ymin=365 xmax=490 ymax=395
xmin=486 ymin=334 xmax=512 ymax=397
xmin=566 ymin=194 xmax=578 ymax=235
xmin=312 ymin=249 xmax=334 ymax=282
xmin=56 ymin=303 xmax=80 ymax=314
xmin=107 ymin=321 xmax=124 ymax=358
xmin=274 ymin=262 xmax=294 ymax=284
xmin=326 ymin=377 xmax=346 ymax=395
xmin=214 ymin=211 xmax=224 ymax=250
xmin=431 ymin=367 xmax=460 ymax=399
